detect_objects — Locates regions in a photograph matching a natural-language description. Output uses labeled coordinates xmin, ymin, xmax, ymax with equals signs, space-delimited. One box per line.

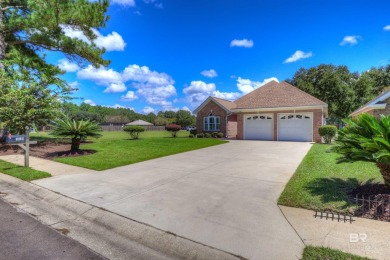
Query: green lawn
xmin=302 ymin=246 xmax=370 ymax=260
xmin=31 ymin=131 xmax=227 ymax=171
xmin=278 ymin=144 xmax=383 ymax=212
xmin=0 ymin=160 xmax=51 ymax=181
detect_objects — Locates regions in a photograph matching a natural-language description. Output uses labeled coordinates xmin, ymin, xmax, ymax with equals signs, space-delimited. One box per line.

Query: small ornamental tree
xmin=50 ymin=117 xmax=102 ymax=151
xmin=319 ymin=125 xmax=338 ymax=144
xmin=123 ymin=125 xmax=145 ymax=140
xmin=165 ymin=124 xmax=181 ymax=138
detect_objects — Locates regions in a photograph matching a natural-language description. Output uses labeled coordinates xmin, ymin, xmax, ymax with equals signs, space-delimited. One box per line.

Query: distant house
xmin=193 ymin=80 xmax=328 ymax=142
xmin=126 ymin=120 xmax=153 ymax=126
xmin=350 ymin=89 xmax=390 ymax=118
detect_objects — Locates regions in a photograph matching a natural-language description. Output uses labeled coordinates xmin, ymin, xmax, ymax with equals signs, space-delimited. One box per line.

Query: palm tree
xmin=51 ymin=117 xmax=102 ymax=151
xmin=333 ymin=113 xmax=390 ymax=187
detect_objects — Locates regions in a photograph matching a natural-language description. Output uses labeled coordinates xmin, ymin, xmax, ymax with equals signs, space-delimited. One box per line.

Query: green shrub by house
xmin=319 ymin=125 xmax=337 ymax=144
xmin=196 ymin=133 xmax=204 ymax=138
xmin=123 ymin=125 xmax=145 ymax=139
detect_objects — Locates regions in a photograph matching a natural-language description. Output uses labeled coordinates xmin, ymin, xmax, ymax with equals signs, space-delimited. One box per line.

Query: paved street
xmin=0 ymin=198 xmax=104 ymax=260
xmin=34 ymin=140 xmax=312 ymax=259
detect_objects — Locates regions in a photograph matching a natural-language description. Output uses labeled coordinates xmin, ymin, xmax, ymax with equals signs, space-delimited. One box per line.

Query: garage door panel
xmin=278 ymin=114 xmax=312 ymax=142
xmin=244 ymin=115 xmax=273 ymax=140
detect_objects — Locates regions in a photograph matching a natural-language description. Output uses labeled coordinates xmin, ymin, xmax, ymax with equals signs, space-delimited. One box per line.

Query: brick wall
xmin=227 ymin=114 xmax=237 ymax=138
xmin=196 ymin=101 xmax=227 ymax=135
xmin=236 ymin=109 xmax=324 ymax=142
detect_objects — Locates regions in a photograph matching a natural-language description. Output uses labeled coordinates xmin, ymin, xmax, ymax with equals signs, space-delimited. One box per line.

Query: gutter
xmin=226 ymin=111 xmax=233 ymax=138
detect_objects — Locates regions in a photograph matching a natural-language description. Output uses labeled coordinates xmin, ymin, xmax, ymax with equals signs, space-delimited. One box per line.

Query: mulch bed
xmin=348 ymin=184 xmax=390 ymax=222
xmin=0 ymin=141 xmax=95 ymax=159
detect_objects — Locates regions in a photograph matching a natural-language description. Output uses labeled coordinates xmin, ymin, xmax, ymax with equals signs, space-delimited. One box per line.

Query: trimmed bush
xmin=204 ymin=133 xmax=211 ymax=138
xmin=319 ymin=125 xmax=337 ymax=144
xmin=190 ymin=129 xmax=197 ymax=136
xmin=196 ymin=133 xmax=204 ymax=138
xmin=217 ymin=132 xmax=224 ymax=138
xmin=123 ymin=125 xmax=145 ymax=139
xmin=211 ymin=132 xmax=219 ymax=138
xmin=165 ymin=124 xmax=181 ymax=138
xmin=189 ymin=134 xmax=195 ymax=138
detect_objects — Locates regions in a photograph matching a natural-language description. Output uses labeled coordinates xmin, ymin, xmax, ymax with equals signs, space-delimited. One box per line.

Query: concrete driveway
xmin=33 ymin=140 xmax=312 ymax=259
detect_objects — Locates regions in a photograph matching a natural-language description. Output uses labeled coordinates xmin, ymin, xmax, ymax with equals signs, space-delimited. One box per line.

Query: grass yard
xmin=0 ymin=160 xmax=51 ymax=181
xmin=302 ymin=246 xmax=370 ymax=260
xmin=31 ymin=131 xmax=227 ymax=171
xmin=278 ymin=144 xmax=383 ymax=212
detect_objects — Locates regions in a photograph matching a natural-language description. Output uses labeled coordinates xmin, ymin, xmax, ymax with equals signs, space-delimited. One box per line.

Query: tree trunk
xmin=376 ymin=163 xmax=390 ymax=187
xmin=0 ymin=6 xmax=6 ymax=71
xmin=71 ymin=138 xmax=81 ymax=151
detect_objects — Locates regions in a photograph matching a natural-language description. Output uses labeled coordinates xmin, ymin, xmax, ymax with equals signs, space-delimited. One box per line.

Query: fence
xmin=99 ymin=125 xmax=166 ymax=132
xmin=353 ymin=194 xmax=390 ymax=221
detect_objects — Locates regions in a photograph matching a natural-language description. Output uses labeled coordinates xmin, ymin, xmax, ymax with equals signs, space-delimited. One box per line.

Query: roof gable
xmin=193 ymin=96 xmax=236 ymax=114
xmin=234 ymin=81 xmax=327 ymax=109
xmin=350 ymin=90 xmax=390 ymax=116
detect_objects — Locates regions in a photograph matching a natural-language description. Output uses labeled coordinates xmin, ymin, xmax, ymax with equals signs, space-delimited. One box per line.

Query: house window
xmin=204 ymin=116 xmax=220 ymax=131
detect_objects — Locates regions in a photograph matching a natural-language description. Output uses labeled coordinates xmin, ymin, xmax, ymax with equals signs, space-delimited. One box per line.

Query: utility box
xmin=5 ymin=135 xmax=27 ymax=144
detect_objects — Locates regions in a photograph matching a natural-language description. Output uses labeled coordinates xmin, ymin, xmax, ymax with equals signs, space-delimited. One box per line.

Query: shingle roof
xmin=350 ymin=89 xmax=390 ymax=116
xmin=126 ymin=120 xmax=153 ymax=126
xmin=212 ymin=97 xmax=237 ymax=110
xmin=234 ymin=81 xmax=327 ymax=109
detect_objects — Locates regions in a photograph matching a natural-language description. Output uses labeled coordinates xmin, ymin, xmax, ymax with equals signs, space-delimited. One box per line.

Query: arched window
xmin=203 ymin=116 xmax=220 ymax=131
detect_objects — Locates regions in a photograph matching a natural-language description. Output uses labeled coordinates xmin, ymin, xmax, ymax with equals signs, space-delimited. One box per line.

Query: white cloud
xmin=237 ymin=77 xmax=279 ymax=94
xmin=84 ymin=99 xmax=96 ymax=106
xmin=183 ymin=81 xmax=216 ymax=95
xmin=112 ymin=0 xmax=136 ymax=6
xmin=61 ymin=25 xmax=126 ymax=52
xmin=68 ymin=81 xmax=79 ymax=88
xmin=384 ymin=25 xmax=390 ymax=31
xmin=181 ymin=106 xmax=191 ymax=112
xmin=77 ymin=65 xmax=122 ymax=86
xmin=58 ymin=59 xmax=80 ymax=72
xmin=212 ymin=90 xmax=241 ymax=100
xmin=201 ymin=69 xmax=218 ymax=78
xmin=121 ymin=90 xmax=138 ymax=101
xmin=230 ymin=38 xmax=254 ymax=48
xmin=283 ymin=50 xmax=313 ymax=64
xmin=103 ymin=104 xmax=135 ymax=110
xmin=340 ymin=35 xmax=361 ymax=46
xmin=143 ymin=106 xmax=155 ymax=114
xmin=93 ymin=30 xmax=126 ymax=51
xmin=104 ymin=83 xmax=127 ymax=93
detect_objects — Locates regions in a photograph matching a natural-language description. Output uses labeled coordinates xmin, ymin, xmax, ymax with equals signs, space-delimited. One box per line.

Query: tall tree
xmin=176 ymin=109 xmax=195 ymax=127
xmin=0 ymin=0 xmax=110 ymax=131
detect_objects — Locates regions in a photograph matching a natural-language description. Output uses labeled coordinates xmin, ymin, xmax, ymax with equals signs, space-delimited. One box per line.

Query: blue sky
xmin=49 ymin=0 xmax=390 ymax=114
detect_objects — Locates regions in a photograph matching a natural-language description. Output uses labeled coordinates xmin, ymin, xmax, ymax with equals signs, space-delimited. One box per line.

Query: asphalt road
xmin=0 ymin=198 xmax=105 ymax=260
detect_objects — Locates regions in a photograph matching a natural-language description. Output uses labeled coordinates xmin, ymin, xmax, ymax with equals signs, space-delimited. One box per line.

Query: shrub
xmin=196 ymin=133 xmax=204 ymax=138
xmin=165 ymin=124 xmax=181 ymax=138
xmin=189 ymin=134 xmax=195 ymax=138
xmin=217 ymin=132 xmax=224 ymax=138
xmin=211 ymin=132 xmax=218 ymax=138
xmin=204 ymin=133 xmax=211 ymax=138
xmin=123 ymin=125 xmax=145 ymax=140
xmin=190 ymin=129 xmax=197 ymax=136
xmin=319 ymin=125 xmax=337 ymax=144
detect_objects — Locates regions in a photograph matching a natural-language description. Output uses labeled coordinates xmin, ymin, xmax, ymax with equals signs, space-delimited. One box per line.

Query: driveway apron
xmin=33 ymin=140 xmax=312 ymax=259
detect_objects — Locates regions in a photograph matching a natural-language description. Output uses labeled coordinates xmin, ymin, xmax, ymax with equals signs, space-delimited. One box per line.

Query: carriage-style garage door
xmin=278 ymin=113 xmax=313 ymax=142
xmin=244 ymin=114 xmax=273 ymax=140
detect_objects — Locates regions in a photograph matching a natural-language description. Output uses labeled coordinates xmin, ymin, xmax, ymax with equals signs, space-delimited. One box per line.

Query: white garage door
xmin=244 ymin=114 xmax=273 ymax=140
xmin=278 ymin=114 xmax=313 ymax=142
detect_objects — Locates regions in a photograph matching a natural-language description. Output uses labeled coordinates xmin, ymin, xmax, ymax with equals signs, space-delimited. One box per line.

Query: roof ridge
xmin=212 ymin=96 xmax=235 ymax=103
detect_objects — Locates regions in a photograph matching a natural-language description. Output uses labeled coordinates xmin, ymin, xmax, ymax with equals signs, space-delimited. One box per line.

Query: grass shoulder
xmin=0 ymin=160 xmax=51 ymax=181
xmin=302 ymin=246 xmax=370 ymax=260
xmin=278 ymin=144 xmax=383 ymax=212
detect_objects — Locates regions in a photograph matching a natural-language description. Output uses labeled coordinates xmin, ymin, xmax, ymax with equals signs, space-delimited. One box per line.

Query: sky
xmin=47 ymin=0 xmax=390 ymax=114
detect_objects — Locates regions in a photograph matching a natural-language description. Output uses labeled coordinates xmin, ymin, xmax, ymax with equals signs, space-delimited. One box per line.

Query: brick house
xmin=350 ymin=89 xmax=390 ymax=118
xmin=193 ymin=80 xmax=328 ymax=142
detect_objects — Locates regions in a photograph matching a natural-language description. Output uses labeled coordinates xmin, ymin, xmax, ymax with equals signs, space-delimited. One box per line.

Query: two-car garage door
xmin=244 ymin=113 xmax=313 ymax=142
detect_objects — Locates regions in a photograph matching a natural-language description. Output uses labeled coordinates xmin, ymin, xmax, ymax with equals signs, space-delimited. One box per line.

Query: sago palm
xmin=51 ymin=117 xmax=102 ymax=151
xmin=333 ymin=113 xmax=390 ymax=187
